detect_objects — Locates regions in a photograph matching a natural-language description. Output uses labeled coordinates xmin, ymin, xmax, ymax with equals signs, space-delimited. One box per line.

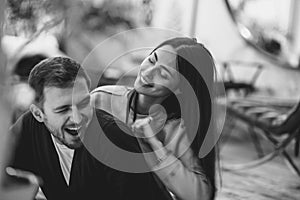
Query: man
xmin=10 ymin=57 xmax=170 ymax=200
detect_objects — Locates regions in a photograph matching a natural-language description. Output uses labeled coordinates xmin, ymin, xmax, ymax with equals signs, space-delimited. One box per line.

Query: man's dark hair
xmin=28 ymin=56 xmax=91 ymax=106
xmin=14 ymin=54 xmax=47 ymax=81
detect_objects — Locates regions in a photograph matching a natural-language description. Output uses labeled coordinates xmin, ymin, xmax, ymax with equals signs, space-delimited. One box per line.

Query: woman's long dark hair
xmin=132 ymin=37 xmax=217 ymax=199
xmin=153 ymin=37 xmax=216 ymax=199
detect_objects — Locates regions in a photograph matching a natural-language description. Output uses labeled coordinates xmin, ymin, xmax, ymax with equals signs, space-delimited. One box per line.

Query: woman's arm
xmin=132 ymin=118 xmax=213 ymax=200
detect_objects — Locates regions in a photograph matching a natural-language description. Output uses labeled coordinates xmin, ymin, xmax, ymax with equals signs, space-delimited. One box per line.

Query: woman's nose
xmin=143 ymin=66 xmax=159 ymax=80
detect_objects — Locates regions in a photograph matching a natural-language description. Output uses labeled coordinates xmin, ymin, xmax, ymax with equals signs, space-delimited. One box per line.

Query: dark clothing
xmin=10 ymin=109 xmax=171 ymax=200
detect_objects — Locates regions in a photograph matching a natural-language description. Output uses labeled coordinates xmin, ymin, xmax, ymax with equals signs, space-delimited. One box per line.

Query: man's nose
xmin=70 ymin=106 xmax=82 ymax=124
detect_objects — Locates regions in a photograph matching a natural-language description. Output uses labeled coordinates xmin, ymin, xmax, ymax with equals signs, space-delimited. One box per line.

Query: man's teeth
xmin=66 ymin=126 xmax=81 ymax=131
xmin=65 ymin=126 xmax=82 ymax=136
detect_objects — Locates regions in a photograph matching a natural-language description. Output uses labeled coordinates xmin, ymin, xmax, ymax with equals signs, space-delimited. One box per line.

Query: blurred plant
xmin=81 ymin=3 xmax=134 ymax=32
xmin=142 ymin=0 xmax=154 ymax=26
xmin=6 ymin=0 xmax=68 ymax=36
xmin=80 ymin=0 xmax=154 ymax=32
xmin=5 ymin=0 xmax=155 ymax=54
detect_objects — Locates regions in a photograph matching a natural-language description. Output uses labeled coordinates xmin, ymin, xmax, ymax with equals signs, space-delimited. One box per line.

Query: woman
xmin=92 ymin=37 xmax=217 ymax=200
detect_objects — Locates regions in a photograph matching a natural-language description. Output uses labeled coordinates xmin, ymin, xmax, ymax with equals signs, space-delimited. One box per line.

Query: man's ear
xmin=30 ymin=104 xmax=44 ymax=122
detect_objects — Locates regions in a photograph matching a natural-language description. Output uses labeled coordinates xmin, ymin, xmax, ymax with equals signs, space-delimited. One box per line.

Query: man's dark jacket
xmin=10 ymin=109 xmax=172 ymax=200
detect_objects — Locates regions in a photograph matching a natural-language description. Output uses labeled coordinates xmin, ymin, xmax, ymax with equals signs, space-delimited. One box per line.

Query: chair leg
xmin=222 ymin=128 xmax=300 ymax=173
xmin=248 ymin=126 xmax=264 ymax=158
xmin=295 ymin=133 xmax=300 ymax=157
xmin=281 ymin=151 xmax=300 ymax=177
xmin=263 ymin=129 xmax=300 ymax=176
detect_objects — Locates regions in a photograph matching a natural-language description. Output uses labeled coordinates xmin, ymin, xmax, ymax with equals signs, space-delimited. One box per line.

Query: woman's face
xmin=134 ymin=45 xmax=180 ymax=98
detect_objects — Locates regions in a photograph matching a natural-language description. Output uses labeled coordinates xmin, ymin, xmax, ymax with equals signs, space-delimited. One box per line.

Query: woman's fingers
xmin=132 ymin=117 xmax=153 ymax=129
xmin=142 ymin=123 xmax=155 ymax=138
xmin=131 ymin=117 xmax=155 ymax=138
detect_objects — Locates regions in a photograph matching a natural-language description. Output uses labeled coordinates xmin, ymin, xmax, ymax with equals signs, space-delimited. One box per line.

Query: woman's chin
xmin=133 ymin=81 xmax=144 ymax=92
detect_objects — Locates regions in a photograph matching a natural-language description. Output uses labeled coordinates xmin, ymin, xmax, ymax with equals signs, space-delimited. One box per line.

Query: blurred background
xmin=1 ymin=0 xmax=300 ymax=199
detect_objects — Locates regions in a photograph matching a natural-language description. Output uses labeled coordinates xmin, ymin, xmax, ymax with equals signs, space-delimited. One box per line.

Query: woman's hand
xmin=131 ymin=117 xmax=155 ymax=139
xmin=131 ymin=117 xmax=164 ymax=150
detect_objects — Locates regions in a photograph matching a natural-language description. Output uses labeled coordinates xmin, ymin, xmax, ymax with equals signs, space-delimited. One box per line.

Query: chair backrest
xmin=273 ymin=100 xmax=300 ymax=135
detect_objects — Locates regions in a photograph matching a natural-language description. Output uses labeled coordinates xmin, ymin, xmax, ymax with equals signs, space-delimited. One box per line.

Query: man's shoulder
xmin=95 ymin=108 xmax=113 ymax=121
xmin=94 ymin=109 xmax=141 ymax=153
xmin=95 ymin=109 xmax=124 ymax=127
xmin=12 ymin=111 xmax=34 ymax=127
xmin=11 ymin=111 xmax=44 ymax=135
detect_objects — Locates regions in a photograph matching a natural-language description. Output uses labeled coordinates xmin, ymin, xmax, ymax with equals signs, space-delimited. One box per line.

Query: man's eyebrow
xmin=53 ymin=96 xmax=90 ymax=111
xmin=54 ymin=104 xmax=70 ymax=112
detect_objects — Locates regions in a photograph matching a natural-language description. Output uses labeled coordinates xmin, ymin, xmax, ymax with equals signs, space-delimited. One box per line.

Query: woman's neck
xmin=134 ymin=93 xmax=165 ymax=115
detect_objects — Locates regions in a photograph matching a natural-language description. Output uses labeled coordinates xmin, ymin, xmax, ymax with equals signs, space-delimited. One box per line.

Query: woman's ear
xmin=29 ymin=104 xmax=44 ymax=122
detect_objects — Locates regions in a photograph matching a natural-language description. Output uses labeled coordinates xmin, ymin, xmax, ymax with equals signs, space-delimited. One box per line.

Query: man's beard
xmin=51 ymin=131 xmax=83 ymax=149
xmin=44 ymin=119 xmax=83 ymax=149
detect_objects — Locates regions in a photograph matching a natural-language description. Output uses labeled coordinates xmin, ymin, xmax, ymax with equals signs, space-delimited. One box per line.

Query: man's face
xmin=41 ymin=77 xmax=93 ymax=149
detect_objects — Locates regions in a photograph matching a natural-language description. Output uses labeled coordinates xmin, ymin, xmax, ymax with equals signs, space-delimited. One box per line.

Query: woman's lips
xmin=140 ymin=75 xmax=154 ymax=87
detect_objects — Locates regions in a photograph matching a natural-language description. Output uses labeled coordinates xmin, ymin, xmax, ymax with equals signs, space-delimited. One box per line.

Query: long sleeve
xmin=140 ymin=119 xmax=212 ymax=200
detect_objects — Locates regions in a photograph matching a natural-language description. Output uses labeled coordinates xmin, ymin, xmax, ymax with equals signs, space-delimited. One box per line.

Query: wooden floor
xmin=216 ymin=120 xmax=300 ymax=200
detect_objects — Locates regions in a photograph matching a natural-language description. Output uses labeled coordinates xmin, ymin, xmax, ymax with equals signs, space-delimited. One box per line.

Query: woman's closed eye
xmin=148 ymin=56 xmax=155 ymax=64
xmin=148 ymin=53 xmax=157 ymax=64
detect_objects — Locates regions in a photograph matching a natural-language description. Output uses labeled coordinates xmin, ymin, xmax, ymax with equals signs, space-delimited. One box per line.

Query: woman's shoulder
xmin=91 ymin=85 xmax=132 ymax=107
xmin=91 ymin=85 xmax=132 ymax=96
xmin=91 ymin=86 xmax=133 ymax=120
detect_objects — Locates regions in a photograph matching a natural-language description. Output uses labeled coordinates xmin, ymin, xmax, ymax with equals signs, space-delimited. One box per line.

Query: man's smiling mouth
xmin=64 ymin=126 xmax=82 ymax=136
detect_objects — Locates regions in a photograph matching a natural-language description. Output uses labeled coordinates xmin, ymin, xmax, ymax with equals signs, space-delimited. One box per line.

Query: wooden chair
xmin=222 ymin=97 xmax=300 ymax=176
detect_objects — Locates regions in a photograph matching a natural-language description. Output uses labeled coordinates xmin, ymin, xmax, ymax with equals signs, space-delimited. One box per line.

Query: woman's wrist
xmin=143 ymin=136 xmax=162 ymax=150
xmin=143 ymin=137 xmax=176 ymax=169
xmin=155 ymin=147 xmax=171 ymax=163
